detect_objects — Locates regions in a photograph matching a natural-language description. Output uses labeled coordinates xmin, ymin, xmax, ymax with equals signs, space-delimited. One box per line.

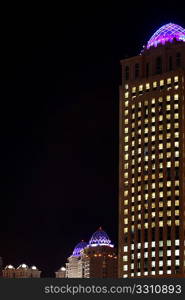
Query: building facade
xmin=3 ymin=264 xmax=41 ymax=278
xmin=119 ymin=23 xmax=185 ymax=278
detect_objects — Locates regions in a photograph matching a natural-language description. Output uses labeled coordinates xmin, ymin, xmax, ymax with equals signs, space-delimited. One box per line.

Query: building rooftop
xmin=88 ymin=227 xmax=114 ymax=247
xmin=72 ymin=241 xmax=88 ymax=257
xmin=146 ymin=23 xmax=185 ymax=49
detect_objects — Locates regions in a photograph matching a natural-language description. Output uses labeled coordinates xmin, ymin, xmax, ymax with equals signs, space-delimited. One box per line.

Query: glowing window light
xmin=146 ymin=23 xmax=185 ymax=49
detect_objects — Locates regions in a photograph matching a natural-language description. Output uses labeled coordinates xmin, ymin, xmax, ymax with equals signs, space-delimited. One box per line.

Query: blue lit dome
xmin=72 ymin=241 xmax=87 ymax=257
xmin=88 ymin=227 xmax=113 ymax=247
xmin=146 ymin=23 xmax=185 ymax=49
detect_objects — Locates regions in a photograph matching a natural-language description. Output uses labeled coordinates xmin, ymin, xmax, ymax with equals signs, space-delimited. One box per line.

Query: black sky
xmin=0 ymin=3 xmax=185 ymax=277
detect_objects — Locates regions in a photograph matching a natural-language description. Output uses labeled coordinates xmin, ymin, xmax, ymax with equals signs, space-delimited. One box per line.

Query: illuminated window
xmin=174 ymin=113 xmax=179 ymax=119
xmin=152 ymin=98 xmax=155 ymax=104
xmin=152 ymin=126 xmax=155 ymax=132
xmin=175 ymin=132 xmax=179 ymax=138
xmin=166 ymin=114 xmax=171 ymax=120
xmin=124 ymin=228 xmax=128 ymax=233
xmin=139 ymin=85 xmax=143 ymax=91
xmin=151 ymin=107 xmax=155 ymax=113
xmin=159 ymin=191 xmax=163 ymax=197
xmin=125 ymin=101 xmax=129 ymax=107
xmin=174 ymin=103 xmax=179 ymax=110
xmin=167 ymin=211 xmax=171 ymax=216
xmin=125 ymin=84 xmax=129 ymax=90
xmin=167 ymin=191 xmax=171 ymax=197
xmin=175 ymin=210 xmax=179 ymax=216
xmin=159 ymin=115 xmax=163 ymax=121
xmin=167 ymin=78 xmax=171 ymax=84
xmin=159 ymin=134 xmax=163 ymax=140
xmin=160 ymin=79 xmax=164 ymax=86
xmin=151 ymin=135 xmax=155 ymax=142
xmin=166 ymin=95 xmax=171 ymax=101
xmin=159 ymin=153 xmax=163 ymax=159
xmin=125 ymin=136 xmax=129 ymax=142
xmin=125 ymin=154 xmax=128 ymax=161
xmin=123 ymin=255 xmax=128 ymax=261
xmin=146 ymin=83 xmax=150 ymax=90
xmin=175 ymin=161 xmax=179 ymax=167
xmin=124 ymin=200 xmax=128 ymax=205
xmin=167 ymin=161 xmax=171 ymax=168
xmin=124 ymin=191 xmax=128 ymax=197
xmin=174 ymin=94 xmax=179 ymax=100
xmin=153 ymin=81 xmax=157 ymax=88
xmin=174 ymin=76 xmax=179 ymax=82
xmin=125 ymin=92 xmax=129 ymax=98
xmin=167 ymin=152 xmax=171 ymax=158
xmin=175 ymin=190 xmax=179 ymax=196
xmin=124 ymin=218 xmax=128 ymax=225
xmin=159 ymin=202 xmax=163 ymax=207
xmin=159 ymin=144 xmax=163 ymax=150
xmin=167 ymin=142 xmax=171 ymax=148
xmin=167 ymin=123 xmax=171 ymax=130
xmin=132 ymin=87 xmax=136 ymax=93
xmin=125 ymin=128 xmax=128 ymax=134
xmin=175 ymin=180 xmax=179 ymax=186
xmin=166 ymin=133 xmax=171 ymax=139
xmin=166 ymin=104 xmax=171 ymax=111
xmin=159 ymin=124 xmax=163 ymax=131
xmin=167 ymin=181 xmax=171 ymax=187
xmin=124 ymin=209 xmax=128 ymax=215
xmin=167 ymin=201 xmax=171 ymax=207
xmin=175 ymin=151 xmax=179 ymax=157
xmin=125 ymin=119 xmax=128 ymax=125
xmin=175 ymin=141 xmax=179 ymax=147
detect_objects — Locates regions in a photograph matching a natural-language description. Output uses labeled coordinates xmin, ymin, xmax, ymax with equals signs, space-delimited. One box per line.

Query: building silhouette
xmin=118 ymin=23 xmax=185 ymax=277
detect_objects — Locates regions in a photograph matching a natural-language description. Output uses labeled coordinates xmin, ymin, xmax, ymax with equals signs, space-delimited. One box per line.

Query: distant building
xmin=82 ymin=228 xmax=117 ymax=278
xmin=55 ymin=267 xmax=66 ymax=278
xmin=3 ymin=264 xmax=41 ymax=278
xmin=66 ymin=241 xmax=87 ymax=278
xmin=64 ymin=228 xmax=117 ymax=278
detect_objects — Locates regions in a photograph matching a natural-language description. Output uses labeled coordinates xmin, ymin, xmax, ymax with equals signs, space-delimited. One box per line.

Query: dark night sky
xmin=0 ymin=3 xmax=185 ymax=277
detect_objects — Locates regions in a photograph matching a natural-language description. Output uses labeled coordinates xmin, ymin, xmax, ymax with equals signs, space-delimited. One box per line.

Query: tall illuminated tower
xmin=119 ymin=23 xmax=185 ymax=278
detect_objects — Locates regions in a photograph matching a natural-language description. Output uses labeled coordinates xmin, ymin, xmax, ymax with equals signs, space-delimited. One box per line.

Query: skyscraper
xmin=118 ymin=23 xmax=185 ymax=278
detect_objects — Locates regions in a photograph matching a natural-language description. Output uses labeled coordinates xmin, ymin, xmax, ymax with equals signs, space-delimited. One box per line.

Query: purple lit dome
xmin=88 ymin=227 xmax=114 ymax=247
xmin=147 ymin=23 xmax=185 ymax=49
xmin=72 ymin=241 xmax=87 ymax=257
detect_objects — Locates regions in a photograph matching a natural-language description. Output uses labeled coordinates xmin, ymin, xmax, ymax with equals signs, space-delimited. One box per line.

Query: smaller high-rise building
xmin=82 ymin=228 xmax=118 ymax=278
xmin=55 ymin=266 xmax=66 ymax=278
xmin=3 ymin=264 xmax=41 ymax=278
xmin=65 ymin=241 xmax=87 ymax=278
xmin=64 ymin=228 xmax=118 ymax=278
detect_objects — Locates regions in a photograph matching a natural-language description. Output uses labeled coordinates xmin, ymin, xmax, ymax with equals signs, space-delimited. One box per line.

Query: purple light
xmin=72 ymin=241 xmax=88 ymax=257
xmin=146 ymin=23 xmax=185 ymax=49
xmin=88 ymin=228 xmax=114 ymax=247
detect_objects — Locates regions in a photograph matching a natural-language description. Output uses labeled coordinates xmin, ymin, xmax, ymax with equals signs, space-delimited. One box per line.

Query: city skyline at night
xmin=0 ymin=3 xmax=185 ymax=277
